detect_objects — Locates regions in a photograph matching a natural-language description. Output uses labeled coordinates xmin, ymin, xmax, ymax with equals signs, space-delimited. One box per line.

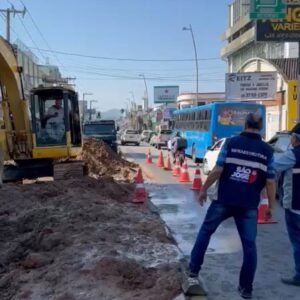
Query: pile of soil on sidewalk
xmin=82 ymin=138 xmax=138 ymax=182
xmin=0 ymin=177 xmax=181 ymax=300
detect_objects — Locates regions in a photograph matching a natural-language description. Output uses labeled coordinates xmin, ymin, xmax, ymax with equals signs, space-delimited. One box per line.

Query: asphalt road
xmin=120 ymin=142 xmax=300 ymax=300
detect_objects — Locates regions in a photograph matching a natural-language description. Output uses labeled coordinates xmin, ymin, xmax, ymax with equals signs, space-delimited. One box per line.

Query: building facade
xmin=221 ymin=0 xmax=299 ymax=139
xmin=14 ymin=39 xmax=63 ymax=100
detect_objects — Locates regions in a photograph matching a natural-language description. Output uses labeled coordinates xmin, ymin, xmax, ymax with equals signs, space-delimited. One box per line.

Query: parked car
xmin=202 ymin=132 xmax=292 ymax=176
xmin=121 ymin=129 xmax=141 ymax=146
xmin=268 ymin=131 xmax=292 ymax=159
xmin=141 ymin=130 xmax=154 ymax=142
xmin=202 ymin=138 xmax=226 ymax=175
xmin=153 ymin=129 xmax=173 ymax=149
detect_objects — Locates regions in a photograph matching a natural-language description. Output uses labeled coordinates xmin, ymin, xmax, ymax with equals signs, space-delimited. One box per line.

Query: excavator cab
xmin=30 ymin=86 xmax=82 ymax=159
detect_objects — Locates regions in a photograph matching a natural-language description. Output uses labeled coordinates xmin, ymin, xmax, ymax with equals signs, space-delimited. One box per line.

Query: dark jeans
xmin=189 ymin=201 xmax=257 ymax=292
xmin=285 ymin=209 xmax=300 ymax=279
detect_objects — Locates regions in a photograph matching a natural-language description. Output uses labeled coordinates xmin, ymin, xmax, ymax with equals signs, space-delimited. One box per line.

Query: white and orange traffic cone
xmin=164 ymin=153 xmax=172 ymax=171
xmin=172 ymin=159 xmax=181 ymax=177
xmin=145 ymin=149 xmax=152 ymax=164
xmin=257 ymin=189 xmax=277 ymax=224
xmin=179 ymin=159 xmax=190 ymax=182
xmin=133 ymin=182 xmax=147 ymax=203
xmin=156 ymin=151 xmax=164 ymax=168
xmin=135 ymin=168 xmax=144 ymax=184
xmin=191 ymin=165 xmax=202 ymax=191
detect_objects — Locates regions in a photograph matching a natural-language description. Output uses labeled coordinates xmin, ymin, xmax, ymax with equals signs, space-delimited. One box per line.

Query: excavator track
xmin=53 ymin=161 xmax=84 ymax=180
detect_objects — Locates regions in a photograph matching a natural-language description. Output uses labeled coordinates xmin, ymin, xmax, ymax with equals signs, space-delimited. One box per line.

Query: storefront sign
xmin=287 ymin=80 xmax=298 ymax=130
xmin=256 ymin=3 xmax=300 ymax=41
xmin=250 ymin=0 xmax=287 ymax=20
xmin=225 ymin=72 xmax=277 ymax=101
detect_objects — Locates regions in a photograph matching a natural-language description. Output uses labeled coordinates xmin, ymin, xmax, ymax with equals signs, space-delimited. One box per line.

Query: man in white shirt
xmin=46 ymin=99 xmax=64 ymax=121
xmin=44 ymin=99 xmax=65 ymax=142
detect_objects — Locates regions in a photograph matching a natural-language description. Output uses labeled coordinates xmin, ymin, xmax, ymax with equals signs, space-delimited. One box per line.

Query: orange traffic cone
xmin=172 ymin=159 xmax=181 ymax=177
xmin=135 ymin=168 xmax=144 ymax=184
xmin=145 ymin=149 xmax=152 ymax=164
xmin=157 ymin=151 xmax=164 ymax=168
xmin=191 ymin=165 xmax=202 ymax=190
xmin=257 ymin=190 xmax=277 ymax=224
xmin=179 ymin=159 xmax=190 ymax=182
xmin=164 ymin=153 xmax=172 ymax=171
xmin=133 ymin=182 xmax=147 ymax=203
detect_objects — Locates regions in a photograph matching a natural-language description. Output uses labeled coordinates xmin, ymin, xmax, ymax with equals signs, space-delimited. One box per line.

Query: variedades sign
xmin=256 ymin=2 xmax=300 ymax=41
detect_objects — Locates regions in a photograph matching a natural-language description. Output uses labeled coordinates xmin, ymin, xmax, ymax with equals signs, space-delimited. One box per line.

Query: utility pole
xmin=0 ymin=6 xmax=26 ymax=43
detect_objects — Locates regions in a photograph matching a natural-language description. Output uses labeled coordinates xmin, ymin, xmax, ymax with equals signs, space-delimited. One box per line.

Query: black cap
xmin=245 ymin=113 xmax=263 ymax=131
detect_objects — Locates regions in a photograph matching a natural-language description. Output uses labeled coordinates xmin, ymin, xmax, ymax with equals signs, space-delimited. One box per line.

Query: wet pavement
xmin=121 ymin=143 xmax=300 ymax=300
xmin=148 ymin=183 xmax=242 ymax=257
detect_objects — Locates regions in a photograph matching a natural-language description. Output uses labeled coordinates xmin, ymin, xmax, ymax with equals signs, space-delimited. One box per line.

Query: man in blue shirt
xmin=273 ymin=124 xmax=300 ymax=287
xmin=185 ymin=113 xmax=276 ymax=299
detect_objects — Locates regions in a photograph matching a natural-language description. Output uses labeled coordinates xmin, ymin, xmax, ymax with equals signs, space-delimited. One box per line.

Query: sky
xmin=1 ymin=0 xmax=232 ymax=111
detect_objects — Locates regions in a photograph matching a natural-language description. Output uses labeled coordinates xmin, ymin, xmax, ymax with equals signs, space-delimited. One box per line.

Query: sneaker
xmin=238 ymin=286 xmax=252 ymax=299
xmin=182 ymin=276 xmax=207 ymax=296
xmin=281 ymin=276 xmax=300 ymax=286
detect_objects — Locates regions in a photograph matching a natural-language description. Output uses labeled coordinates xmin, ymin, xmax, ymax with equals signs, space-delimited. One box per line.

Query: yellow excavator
xmin=0 ymin=36 xmax=82 ymax=182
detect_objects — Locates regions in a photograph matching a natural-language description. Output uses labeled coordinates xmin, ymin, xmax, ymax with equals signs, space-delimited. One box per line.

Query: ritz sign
xmin=225 ymin=72 xmax=277 ymax=101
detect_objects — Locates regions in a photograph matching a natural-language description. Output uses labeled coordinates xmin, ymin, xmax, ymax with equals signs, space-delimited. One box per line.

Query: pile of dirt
xmin=0 ymin=177 xmax=182 ymax=300
xmin=82 ymin=138 xmax=138 ymax=182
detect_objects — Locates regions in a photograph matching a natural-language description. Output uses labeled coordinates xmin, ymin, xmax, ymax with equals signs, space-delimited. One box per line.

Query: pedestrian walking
xmin=185 ymin=113 xmax=276 ymax=299
xmin=273 ymin=124 xmax=300 ymax=287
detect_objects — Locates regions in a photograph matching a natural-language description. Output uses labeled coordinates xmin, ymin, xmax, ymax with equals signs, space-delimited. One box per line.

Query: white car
xmin=121 ymin=129 xmax=141 ymax=146
xmin=152 ymin=129 xmax=173 ymax=149
xmin=202 ymin=138 xmax=226 ymax=175
xmin=141 ymin=130 xmax=154 ymax=142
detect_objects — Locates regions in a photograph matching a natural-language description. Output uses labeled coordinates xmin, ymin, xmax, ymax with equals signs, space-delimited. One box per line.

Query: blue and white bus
xmin=173 ymin=102 xmax=266 ymax=161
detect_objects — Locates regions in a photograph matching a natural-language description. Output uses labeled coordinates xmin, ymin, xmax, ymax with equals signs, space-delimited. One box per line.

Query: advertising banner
xmin=256 ymin=3 xmax=300 ymax=41
xmin=218 ymin=105 xmax=262 ymax=126
xmin=225 ymin=72 xmax=277 ymax=101
xmin=154 ymin=86 xmax=179 ymax=104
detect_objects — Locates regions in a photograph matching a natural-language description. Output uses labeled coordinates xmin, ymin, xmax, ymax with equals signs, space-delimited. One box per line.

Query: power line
xmin=57 ymin=68 xmax=224 ymax=82
xmin=64 ymin=65 xmax=225 ymax=78
xmin=18 ymin=0 xmax=66 ymax=69
xmin=61 ymin=61 xmax=225 ymax=73
xmin=0 ymin=12 xmax=21 ymax=40
xmin=28 ymin=46 xmax=220 ymax=63
xmin=16 ymin=15 xmax=47 ymax=61
xmin=75 ymin=77 xmax=225 ymax=82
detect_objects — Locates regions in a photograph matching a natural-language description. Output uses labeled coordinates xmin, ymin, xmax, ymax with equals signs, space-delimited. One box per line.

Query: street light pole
xmin=183 ymin=24 xmax=199 ymax=106
xmin=89 ymin=100 xmax=97 ymax=121
xmin=139 ymin=74 xmax=149 ymax=111
xmin=82 ymin=92 xmax=93 ymax=124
